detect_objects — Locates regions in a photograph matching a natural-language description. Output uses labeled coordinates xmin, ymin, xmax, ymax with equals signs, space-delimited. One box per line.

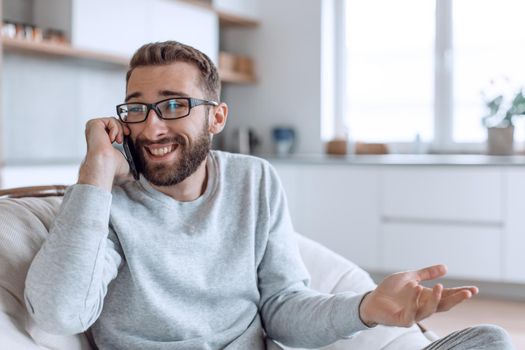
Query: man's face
xmin=125 ymin=62 xmax=213 ymax=187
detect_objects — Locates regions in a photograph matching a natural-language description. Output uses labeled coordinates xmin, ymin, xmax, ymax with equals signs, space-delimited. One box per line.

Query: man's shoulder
xmin=211 ymin=150 xmax=280 ymax=185
xmin=211 ymin=150 xmax=272 ymax=171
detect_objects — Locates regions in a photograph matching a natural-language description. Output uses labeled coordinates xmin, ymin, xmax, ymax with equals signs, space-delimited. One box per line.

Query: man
xmin=25 ymin=41 xmax=513 ymax=349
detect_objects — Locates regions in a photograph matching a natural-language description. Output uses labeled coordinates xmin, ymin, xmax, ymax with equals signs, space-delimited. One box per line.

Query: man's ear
xmin=208 ymin=102 xmax=228 ymax=135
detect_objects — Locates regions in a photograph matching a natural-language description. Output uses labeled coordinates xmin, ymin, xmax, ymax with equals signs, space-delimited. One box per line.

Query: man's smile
xmin=144 ymin=143 xmax=179 ymax=160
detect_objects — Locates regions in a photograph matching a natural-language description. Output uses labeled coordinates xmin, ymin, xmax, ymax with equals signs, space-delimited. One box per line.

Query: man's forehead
xmin=126 ymin=63 xmax=201 ymax=100
xmin=130 ymin=62 xmax=199 ymax=81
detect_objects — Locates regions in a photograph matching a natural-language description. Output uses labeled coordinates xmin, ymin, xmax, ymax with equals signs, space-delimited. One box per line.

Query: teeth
xmin=149 ymin=145 xmax=173 ymax=156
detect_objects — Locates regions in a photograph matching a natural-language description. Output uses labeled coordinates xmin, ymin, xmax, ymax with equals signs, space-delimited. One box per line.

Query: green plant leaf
xmin=510 ymin=91 xmax=525 ymax=115
xmin=486 ymin=95 xmax=503 ymax=116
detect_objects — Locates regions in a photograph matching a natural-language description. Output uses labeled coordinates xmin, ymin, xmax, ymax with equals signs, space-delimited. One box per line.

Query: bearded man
xmin=24 ymin=41 xmax=513 ymax=350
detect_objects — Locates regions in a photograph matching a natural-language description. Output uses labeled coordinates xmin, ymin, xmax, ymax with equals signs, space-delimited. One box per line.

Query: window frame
xmin=329 ymin=0 xmax=520 ymax=154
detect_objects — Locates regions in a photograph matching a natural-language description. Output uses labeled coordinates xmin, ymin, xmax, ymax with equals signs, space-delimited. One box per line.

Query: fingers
xmin=105 ymin=118 xmax=126 ymax=144
xmin=441 ymin=286 xmax=479 ymax=298
xmin=117 ymin=120 xmax=131 ymax=143
xmin=403 ymin=282 xmax=424 ymax=326
xmin=437 ymin=287 xmax=477 ymax=312
xmin=87 ymin=117 xmax=129 ymax=145
xmin=415 ymin=284 xmax=443 ymax=322
xmin=413 ymin=264 xmax=447 ymax=282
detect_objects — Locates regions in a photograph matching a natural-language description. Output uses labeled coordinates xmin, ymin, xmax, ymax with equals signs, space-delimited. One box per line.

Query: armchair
xmin=0 ymin=185 xmax=437 ymax=350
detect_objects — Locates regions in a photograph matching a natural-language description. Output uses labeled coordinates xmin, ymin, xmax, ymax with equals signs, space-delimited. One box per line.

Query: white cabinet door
xmin=290 ymin=165 xmax=380 ymax=270
xmin=503 ymin=169 xmax=525 ymax=283
xmin=381 ymin=222 xmax=502 ymax=281
xmin=382 ymin=167 xmax=502 ymax=223
xmin=71 ymin=0 xmax=218 ymax=62
xmin=213 ymin=0 xmax=259 ymax=19
xmin=71 ymin=0 xmax=148 ymax=57
xmin=144 ymin=0 xmax=219 ymax=64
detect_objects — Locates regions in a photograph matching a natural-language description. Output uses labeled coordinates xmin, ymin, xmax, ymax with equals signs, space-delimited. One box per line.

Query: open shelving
xmin=177 ymin=0 xmax=259 ymax=84
xmin=1 ymin=37 xmax=256 ymax=83
xmin=1 ymin=37 xmax=129 ymax=67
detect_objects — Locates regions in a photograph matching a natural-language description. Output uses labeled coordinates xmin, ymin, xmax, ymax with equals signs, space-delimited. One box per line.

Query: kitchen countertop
xmin=264 ymin=153 xmax=525 ymax=166
xmin=4 ymin=153 xmax=525 ymax=167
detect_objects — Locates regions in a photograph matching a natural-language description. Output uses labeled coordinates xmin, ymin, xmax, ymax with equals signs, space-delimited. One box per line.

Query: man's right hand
xmin=78 ymin=117 xmax=132 ymax=192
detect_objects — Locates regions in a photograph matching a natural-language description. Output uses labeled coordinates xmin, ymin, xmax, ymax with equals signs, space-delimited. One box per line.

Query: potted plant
xmin=482 ymin=80 xmax=525 ymax=155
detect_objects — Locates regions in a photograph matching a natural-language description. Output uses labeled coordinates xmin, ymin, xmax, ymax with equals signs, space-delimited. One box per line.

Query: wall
xmin=220 ymin=0 xmax=324 ymax=155
xmin=2 ymin=54 xmax=125 ymax=164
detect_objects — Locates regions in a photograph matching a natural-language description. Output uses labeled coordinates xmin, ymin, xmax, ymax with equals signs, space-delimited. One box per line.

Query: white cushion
xmin=0 ymin=197 xmax=91 ymax=350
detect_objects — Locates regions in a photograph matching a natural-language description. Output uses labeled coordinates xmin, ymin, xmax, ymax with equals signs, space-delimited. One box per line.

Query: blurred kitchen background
xmin=1 ymin=0 xmax=524 ymax=346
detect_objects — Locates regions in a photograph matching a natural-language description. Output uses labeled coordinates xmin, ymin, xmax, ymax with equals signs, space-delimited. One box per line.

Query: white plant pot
xmin=487 ymin=126 xmax=514 ymax=155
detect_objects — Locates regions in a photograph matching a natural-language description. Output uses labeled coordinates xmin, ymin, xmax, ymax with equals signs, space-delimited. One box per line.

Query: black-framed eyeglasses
xmin=116 ymin=97 xmax=219 ymax=124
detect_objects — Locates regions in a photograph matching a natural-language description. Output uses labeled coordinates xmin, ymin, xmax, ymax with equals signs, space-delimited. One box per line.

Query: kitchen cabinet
xmin=503 ymin=169 xmax=525 ymax=283
xmin=381 ymin=167 xmax=502 ymax=223
xmin=381 ymin=222 xmax=501 ymax=280
xmin=274 ymin=164 xmax=381 ymax=270
xmin=272 ymin=160 xmax=525 ymax=284
xmin=71 ymin=0 xmax=218 ymax=61
xmin=214 ymin=0 xmax=259 ymax=21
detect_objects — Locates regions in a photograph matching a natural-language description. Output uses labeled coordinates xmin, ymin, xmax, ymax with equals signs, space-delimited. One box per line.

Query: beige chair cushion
xmin=0 ymin=197 xmax=91 ymax=350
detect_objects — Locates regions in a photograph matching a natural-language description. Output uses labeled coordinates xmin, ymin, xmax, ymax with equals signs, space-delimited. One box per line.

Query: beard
xmin=135 ymin=121 xmax=211 ymax=187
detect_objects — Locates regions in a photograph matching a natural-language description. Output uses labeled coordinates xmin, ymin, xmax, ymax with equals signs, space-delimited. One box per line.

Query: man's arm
xmin=257 ymin=164 xmax=372 ymax=348
xmin=24 ymin=117 xmax=131 ymax=335
xmin=24 ymin=185 xmax=122 ymax=334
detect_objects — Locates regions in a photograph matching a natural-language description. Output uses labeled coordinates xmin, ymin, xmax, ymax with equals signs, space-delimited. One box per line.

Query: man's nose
xmin=142 ymin=108 xmax=168 ymax=138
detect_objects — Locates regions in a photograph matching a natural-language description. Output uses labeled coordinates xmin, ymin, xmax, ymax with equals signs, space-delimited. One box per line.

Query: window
xmin=334 ymin=0 xmax=525 ymax=150
xmin=345 ymin=0 xmax=434 ymax=143
xmin=452 ymin=0 xmax=525 ymax=143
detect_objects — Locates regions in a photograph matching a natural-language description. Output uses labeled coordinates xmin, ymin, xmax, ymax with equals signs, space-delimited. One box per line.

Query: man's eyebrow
xmin=124 ymin=90 xmax=190 ymax=102
xmin=125 ymin=92 xmax=141 ymax=102
xmin=159 ymin=90 xmax=190 ymax=98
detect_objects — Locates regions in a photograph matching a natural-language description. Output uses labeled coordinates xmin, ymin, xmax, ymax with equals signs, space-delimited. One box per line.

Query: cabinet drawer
xmin=381 ymin=222 xmax=501 ymax=281
xmin=381 ymin=167 xmax=502 ymax=223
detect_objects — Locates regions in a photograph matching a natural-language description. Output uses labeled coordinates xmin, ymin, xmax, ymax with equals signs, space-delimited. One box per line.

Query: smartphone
xmin=123 ymin=136 xmax=141 ymax=180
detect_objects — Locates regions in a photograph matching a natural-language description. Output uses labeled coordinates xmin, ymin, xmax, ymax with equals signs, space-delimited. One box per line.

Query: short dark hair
xmin=126 ymin=41 xmax=220 ymax=101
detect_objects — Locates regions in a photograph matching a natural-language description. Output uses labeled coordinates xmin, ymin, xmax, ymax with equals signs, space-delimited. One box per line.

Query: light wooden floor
xmin=421 ymin=297 xmax=525 ymax=349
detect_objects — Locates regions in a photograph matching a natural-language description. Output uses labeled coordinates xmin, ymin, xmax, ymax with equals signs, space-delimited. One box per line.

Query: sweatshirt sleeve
xmin=257 ymin=164 xmax=372 ymax=348
xmin=24 ymin=184 xmax=122 ymax=335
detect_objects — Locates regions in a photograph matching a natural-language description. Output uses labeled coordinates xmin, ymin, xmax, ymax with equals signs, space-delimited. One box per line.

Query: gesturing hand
xmin=359 ymin=264 xmax=478 ymax=328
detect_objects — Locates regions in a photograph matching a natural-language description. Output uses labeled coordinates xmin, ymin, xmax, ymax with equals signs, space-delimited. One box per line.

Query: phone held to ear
xmin=123 ymin=136 xmax=140 ymax=180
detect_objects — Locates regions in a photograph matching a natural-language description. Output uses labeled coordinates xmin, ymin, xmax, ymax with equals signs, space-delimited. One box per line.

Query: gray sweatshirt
xmin=25 ymin=151 xmax=369 ymax=349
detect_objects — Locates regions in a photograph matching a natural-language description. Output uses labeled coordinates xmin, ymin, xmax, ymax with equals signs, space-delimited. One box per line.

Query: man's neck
xmin=150 ymin=157 xmax=209 ymax=202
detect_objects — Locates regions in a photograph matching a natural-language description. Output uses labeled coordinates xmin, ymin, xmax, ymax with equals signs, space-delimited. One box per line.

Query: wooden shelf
xmin=1 ymin=37 xmax=129 ymax=67
xmin=219 ymin=68 xmax=256 ymax=84
xmin=177 ymin=0 xmax=259 ymax=27
xmin=177 ymin=0 xmax=212 ymax=11
xmin=217 ymin=10 xmax=259 ymax=27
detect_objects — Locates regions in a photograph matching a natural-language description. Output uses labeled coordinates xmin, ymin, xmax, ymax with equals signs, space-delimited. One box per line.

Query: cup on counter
xmin=272 ymin=127 xmax=295 ymax=156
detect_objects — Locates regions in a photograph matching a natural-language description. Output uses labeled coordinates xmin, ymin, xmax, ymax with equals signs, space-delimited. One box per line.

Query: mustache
xmin=136 ymin=135 xmax=186 ymax=147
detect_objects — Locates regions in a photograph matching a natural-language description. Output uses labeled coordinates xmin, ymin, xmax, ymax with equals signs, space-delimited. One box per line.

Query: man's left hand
xmin=359 ymin=264 xmax=479 ymax=328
